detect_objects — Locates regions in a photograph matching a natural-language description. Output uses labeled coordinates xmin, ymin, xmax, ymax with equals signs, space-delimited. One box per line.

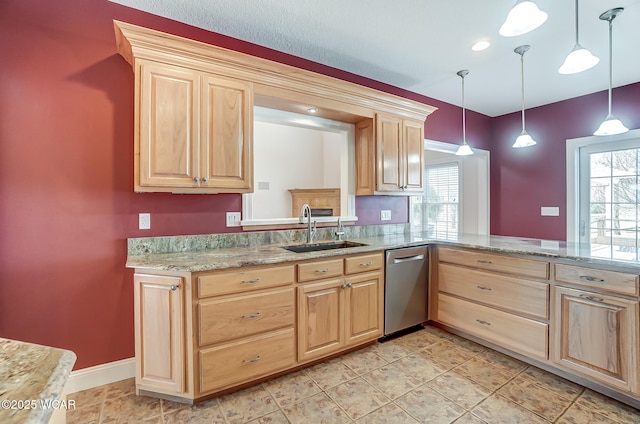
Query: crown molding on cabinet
xmin=113 ymin=20 xmax=437 ymax=123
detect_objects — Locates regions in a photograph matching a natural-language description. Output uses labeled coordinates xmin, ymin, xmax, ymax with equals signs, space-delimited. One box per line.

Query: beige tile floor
xmin=67 ymin=326 xmax=640 ymax=423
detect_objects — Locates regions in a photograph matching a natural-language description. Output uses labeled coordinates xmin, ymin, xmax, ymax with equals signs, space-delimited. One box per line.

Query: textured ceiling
xmin=111 ymin=0 xmax=640 ymax=117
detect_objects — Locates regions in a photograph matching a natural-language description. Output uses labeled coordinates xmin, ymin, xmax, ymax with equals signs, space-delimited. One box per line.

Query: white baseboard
xmin=66 ymin=358 xmax=135 ymax=394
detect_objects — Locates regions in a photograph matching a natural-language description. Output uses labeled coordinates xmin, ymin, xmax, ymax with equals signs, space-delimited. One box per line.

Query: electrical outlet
xmin=226 ymin=212 xmax=241 ymax=227
xmin=380 ymin=210 xmax=392 ymax=221
xmin=139 ymin=213 xmax=151 ymax=230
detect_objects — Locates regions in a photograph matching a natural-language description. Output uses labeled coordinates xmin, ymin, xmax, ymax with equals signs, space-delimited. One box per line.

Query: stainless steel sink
xmin=282 ymin=241 xmax=368 ymax=253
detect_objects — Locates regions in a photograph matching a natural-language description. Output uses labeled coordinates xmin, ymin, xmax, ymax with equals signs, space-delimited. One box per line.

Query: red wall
xmin=490 ymin=83 xmax=640 ymax=240
xmin=7 ymin=0 xmax=635 ymax=370
xmin=0 ymin=0 xmax=490 ymax=369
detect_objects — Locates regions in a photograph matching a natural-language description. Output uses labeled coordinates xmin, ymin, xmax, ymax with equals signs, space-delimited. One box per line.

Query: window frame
xmin=566 ymin=129 xmax=640 ymax=243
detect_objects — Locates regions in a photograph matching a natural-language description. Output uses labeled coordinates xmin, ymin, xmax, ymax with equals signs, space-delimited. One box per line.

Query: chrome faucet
xmin=299 ymin=203 xmax=316 ymax=243
xmin=335 ymin=217 xmax=345 ymax=241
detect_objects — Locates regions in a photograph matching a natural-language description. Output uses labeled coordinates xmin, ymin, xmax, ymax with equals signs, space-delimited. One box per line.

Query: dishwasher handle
xmin=392 ymin=254 xmax=425 ymax=264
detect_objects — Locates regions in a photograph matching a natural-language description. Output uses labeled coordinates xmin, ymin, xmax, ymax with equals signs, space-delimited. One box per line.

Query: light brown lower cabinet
xmin=297 ymin=270 xmax=383 ymax=363
xmin=435 ymin=246 xmax=640 ymax=407
xmin=438 ymin=293 xmax=548 ymax=360
xmin=133 ymin=251 xmax=384 ymax=403
xmin=553 ymin=286 xmax=639 ymax=394
xmin=134 ymin=273 xmax=186 ymax=396
xmin=199 ymin=328 xmax=295 ymax=393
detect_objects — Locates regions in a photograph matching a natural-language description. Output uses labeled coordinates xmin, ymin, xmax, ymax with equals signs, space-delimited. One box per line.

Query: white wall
xmin=253 ymin=121 xmax=345 ymax=219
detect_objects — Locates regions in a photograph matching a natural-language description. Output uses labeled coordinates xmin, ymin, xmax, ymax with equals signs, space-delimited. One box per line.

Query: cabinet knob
xmin=194 ymin=177 xmax=200 ymax=184
xmin=347 ymin=282 xmax=352 ymax=288
xmin=170 ymin=284 xmax=179 ymax=291
xmin=202 ymin=177 xmax=209 ymax=183
xmin=341 ymin=284 xmax=347 ymax=289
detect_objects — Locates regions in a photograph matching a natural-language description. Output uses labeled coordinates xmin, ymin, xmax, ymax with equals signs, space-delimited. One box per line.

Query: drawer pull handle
xmin=477 ymin=260 xmax=492 ymax=264
xmin=476 ymin=285 xmax=492 ymax=291
xmin=360 ymin=262 xmax=373 ymax=267
xmin=242 ymin=356 xmax=261 ymax=364
xmin=579 ymin=294 xmax=605 ymax=303
xmin=241 ymin=279 xmax=260 ymax=284
xmin=316 ymin=269 xmax=330 ymax=273
xmin=241 ymin=313 xmax=261 ymax=319
xmin=476 ymin=319 xmax=491 ymax=326
xmin=579 ymin=275 xmax=605 ymax=283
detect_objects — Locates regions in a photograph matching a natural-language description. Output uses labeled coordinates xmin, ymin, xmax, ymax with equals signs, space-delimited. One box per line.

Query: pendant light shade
xmin=559 ymin=0 xmax=599 ymax=74
xmin=499 ymin=1 xmax=548 ymax=37
xmin=513 ymin=45 xmax=536 ymax=148
xmin=455 ymin=70 xmax=474 ymax=156
xmin=594 ymin=8 xmax=629 ymax=136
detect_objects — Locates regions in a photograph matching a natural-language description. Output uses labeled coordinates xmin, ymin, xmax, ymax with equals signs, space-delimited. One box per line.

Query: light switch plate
xmin=381 ymin=210 xmax=391 ymax=221
xmin=541 ymin=207 xmax=560 ymax=217
xmin=226 ymin=212 xmax=241 ymax=227
xmin=139 ymin=213 xmax=151 ymax=230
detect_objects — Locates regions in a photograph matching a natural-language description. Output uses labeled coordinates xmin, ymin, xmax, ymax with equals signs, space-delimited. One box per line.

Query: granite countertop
xmin=126 ymin=232 xmax=640 ymax=273
xmin=0 ymin=338 xmax=76 ymax=424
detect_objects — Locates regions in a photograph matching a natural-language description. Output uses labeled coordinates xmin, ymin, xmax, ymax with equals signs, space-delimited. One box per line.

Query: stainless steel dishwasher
xmin=384 ymin=245 xmax=428 ymax=336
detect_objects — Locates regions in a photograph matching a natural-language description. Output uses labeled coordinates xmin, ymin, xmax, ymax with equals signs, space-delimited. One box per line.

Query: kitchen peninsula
xmin=0 ymin=338 xmax=76 ymax=424
xmin=127 ymin=226 xmax=640 ymax=409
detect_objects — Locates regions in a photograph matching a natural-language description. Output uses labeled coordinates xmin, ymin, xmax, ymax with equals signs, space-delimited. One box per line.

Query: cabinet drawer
xmin=298 ymin=259 xmax=343 ymax=282
xmin=437 ymin=293 xmax=548 ymax=360
xmin=199 ymin=328 xmax=295 ymax=393
xmin=198 ymin=288 xmax=294 ymax=346
xmin=554 ymin=264 xmax=638 ymax=296
xmin=345 ymin=253 xmax=383 ymax=275
xmin=438 ymin=263 xmax=549 ymax=319
xmin=198 ymin=265 xmax=294 ymax=298
xmin=438 ymin=247 xmax=549 ymax=280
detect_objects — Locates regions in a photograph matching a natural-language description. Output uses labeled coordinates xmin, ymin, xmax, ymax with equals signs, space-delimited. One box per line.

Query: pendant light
xmin=559 ymin=0 xmax=599 ymax=74
xmin=455 ymin=70 xmax=473 ymax=156
xmin=513 ymin=45 xmax=536 ymax=148
xmin=594 ymin=8 xmax=629 ymax=136
xmin=499 ymin=1 xmax=548 ymax=37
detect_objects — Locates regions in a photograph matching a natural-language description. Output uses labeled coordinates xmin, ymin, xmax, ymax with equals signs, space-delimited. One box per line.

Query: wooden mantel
xmin=113 ymin=20 xmax=437 ymax=124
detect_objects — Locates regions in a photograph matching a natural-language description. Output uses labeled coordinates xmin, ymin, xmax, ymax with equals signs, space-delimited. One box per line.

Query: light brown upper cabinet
xmin=114 ymin=21 xmax=435 ymax=195
xmin=355 ymin=114 xmax=424 ymax=195
xmin=137 ymin=59 xmax=253 ymax=193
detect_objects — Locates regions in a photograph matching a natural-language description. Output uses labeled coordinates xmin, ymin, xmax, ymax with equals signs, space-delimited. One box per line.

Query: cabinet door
xmin=402 ymin=120 xmax=424 ymax=192
xmin=375 ymin=114 xmax=402 ymax=192
xmin=201 ymin=75 xmax=253 ymax=192
xmin=134 ymin=274 xmax=185 ymax=395
xmin=138 ymin=60 xmax=200 ymax=190
xmin=345 ymin=272 xmax=383 ymax=346
xmin=355 ymin=118 xmax=375 ymax=195
xmin=553 ymin=286 xmax=639 ymax=393
xmin=297 ymin=279 xmax=344 ymax=362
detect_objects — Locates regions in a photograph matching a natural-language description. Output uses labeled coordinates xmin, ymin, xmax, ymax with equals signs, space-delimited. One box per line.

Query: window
xmin=411 ymin=162 xmax=460 ymax=239
xmin=578 ymin=141 xmax=640 ymax=260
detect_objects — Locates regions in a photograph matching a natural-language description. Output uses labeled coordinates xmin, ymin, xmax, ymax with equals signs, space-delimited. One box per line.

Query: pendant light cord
xmin=521 ymin=51 xmax=526 ymax=131
xmin=574 ymin=0 xmax=579 ymax=44
xmin=607 ymin=17 xmax=613 ymax=115
xmin=462 ymin=75 xmax=467 ymax=144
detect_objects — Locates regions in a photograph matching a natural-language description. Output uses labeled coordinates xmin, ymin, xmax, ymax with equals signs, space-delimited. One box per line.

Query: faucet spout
xmin=335 ymin=217 xmax=345 ymax=240
xmin=299 ymin=204 xmax=315 ymax=243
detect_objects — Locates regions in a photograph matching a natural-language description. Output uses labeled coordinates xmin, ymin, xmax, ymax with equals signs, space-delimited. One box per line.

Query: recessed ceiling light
xmin=307 ymin=107 xmax=318 ymax=113
xmin=472 ymin=41 xmax=491 ymax=51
